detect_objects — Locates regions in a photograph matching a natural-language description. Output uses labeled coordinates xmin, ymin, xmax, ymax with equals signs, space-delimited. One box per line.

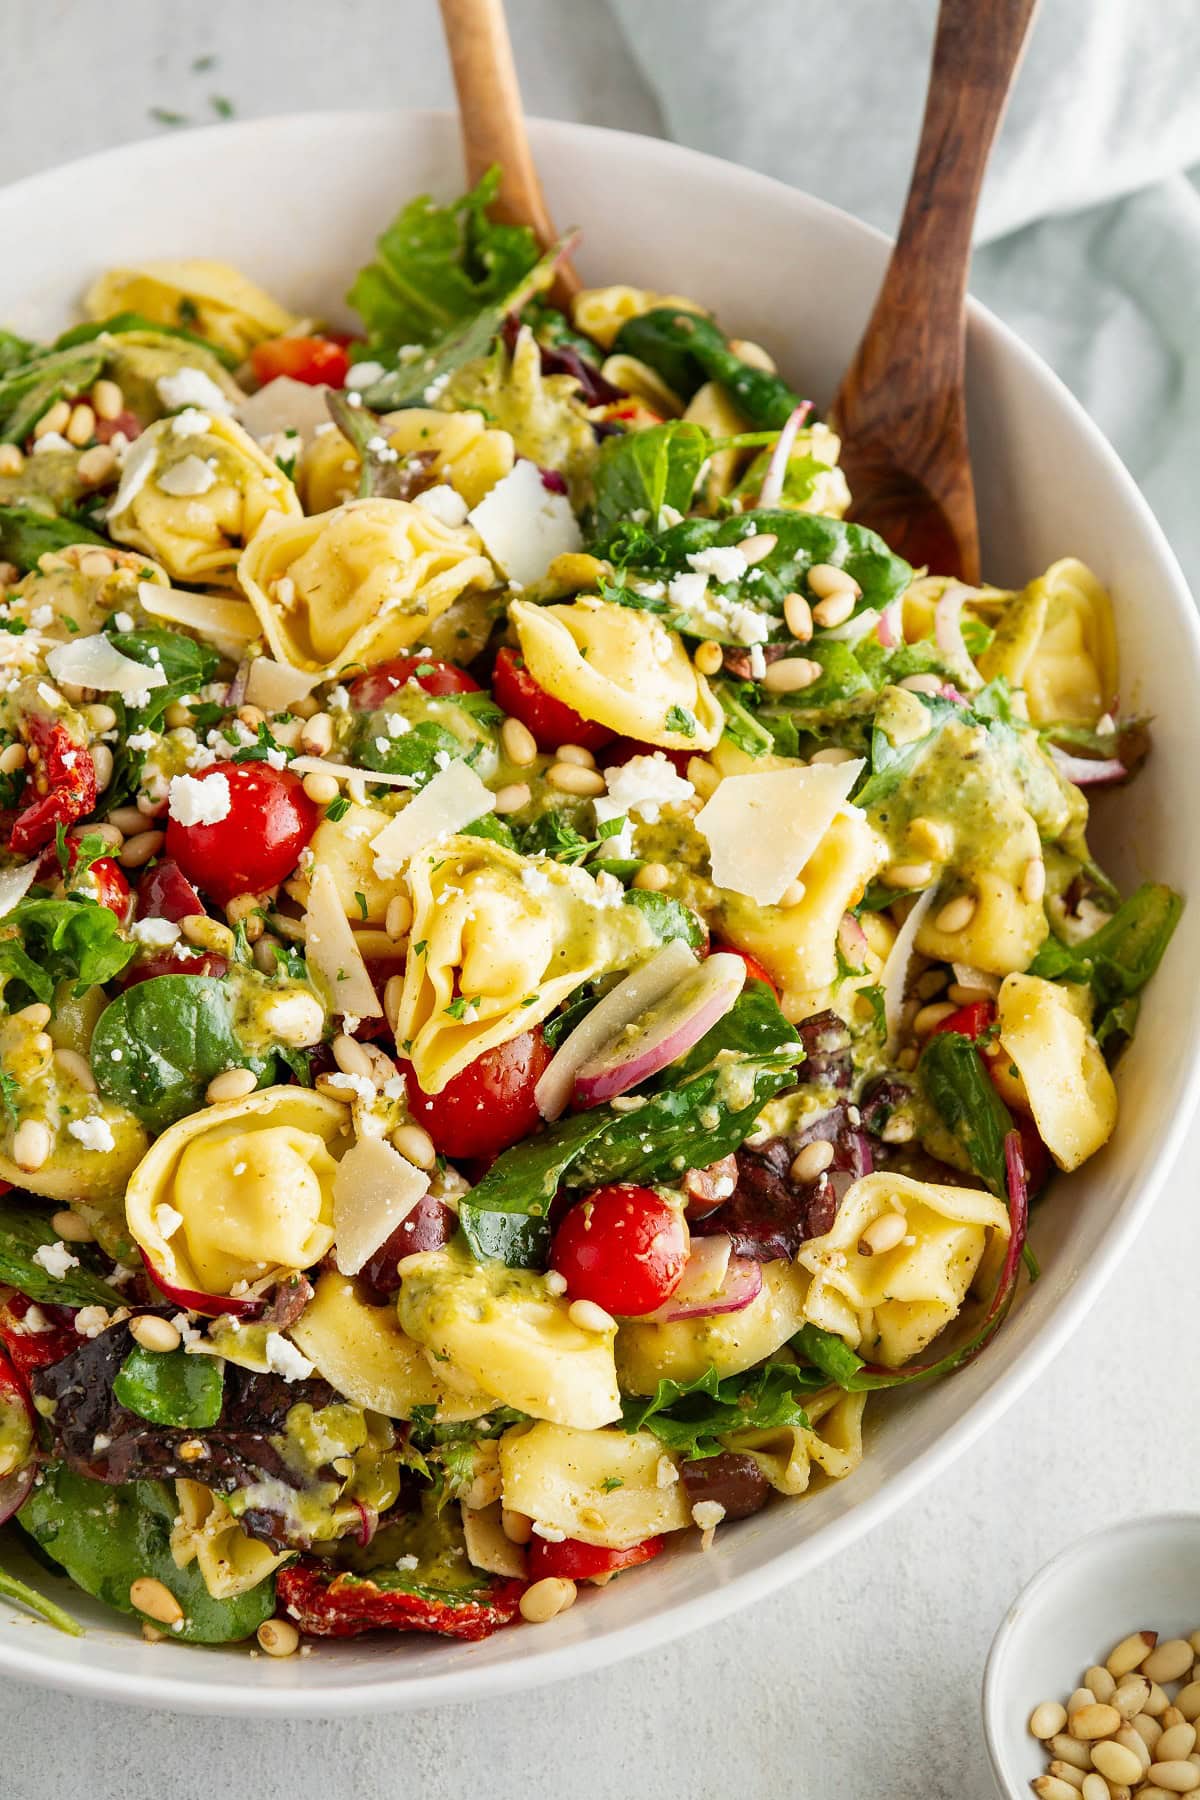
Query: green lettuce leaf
xmin=621 ymin=1362 xmax=822 ymax=1460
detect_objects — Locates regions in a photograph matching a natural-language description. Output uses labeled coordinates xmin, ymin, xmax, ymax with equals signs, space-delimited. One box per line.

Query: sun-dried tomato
xmin=276 ymin=1560 xmax=525 ymax=1642
xmin=10 ymin=715 xmax=97 ymax=855
xmin=0 ymin=1292 xmax=80 ymax=1385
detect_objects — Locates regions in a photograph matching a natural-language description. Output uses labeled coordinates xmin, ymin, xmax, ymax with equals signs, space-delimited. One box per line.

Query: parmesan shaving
xmin=0 ymin=860 xmax=39 ymax=919
xmin=46 ymin=634 xmax=168 ymax=698
xmin=137 ymin=581 xmax=261 ymax=660
xmin=370 ymin=760 xmax=496 ymax=878
xmin=289 ymin=756 xmax=430 ymax=792
xmin=696 ymin=759 xmax=865 ymax=906
xmin=332 ymin=1135 xmax=429 ymax=1276
xmin=879 ymin=886 xmax=939 ymax=1052
xmin=304 ymin=861 xmax=383 ymax=1019
xmin=243 ymin=657 xmax=321 ymax=713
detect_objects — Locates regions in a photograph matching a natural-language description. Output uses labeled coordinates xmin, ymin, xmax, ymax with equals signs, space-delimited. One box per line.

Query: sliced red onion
xmin=225 ymin=659 xmax=252 ymax=709
xmin=353 ymin=1500 xmax=379 ymax=1549
xmin=940 ymin=682 xmax=968 ymax=704
xmin=535 ymin=940 xmax=698 ymax=1121
xmin=646 ymin=1238 xmax=764 ymax=1322
xmin=0 ymin=1464 xmax=34 ymax=1526
xmin=755 ymin=401 xmax=813 ymax=509
xmin=573 ymin=952 xmax=747 ymax=1109
xmin=836 ymin=911 xmax=869 ymax=967
xmin=139 ymin=1248 xmax=265 ymax=1320
xmin=876 ymin=599 xmax=902 ymax=649
xmin=1047 ymin=744 xmax=1127 ymax=787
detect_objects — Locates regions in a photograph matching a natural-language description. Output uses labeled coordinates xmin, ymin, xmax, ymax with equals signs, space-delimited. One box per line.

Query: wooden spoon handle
xmin=438 ymin=0 xmax=578 ymax=296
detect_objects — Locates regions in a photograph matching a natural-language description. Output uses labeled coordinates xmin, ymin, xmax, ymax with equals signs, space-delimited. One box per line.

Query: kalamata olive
xmin=682 ymin=1154 xmax=739 ymax=1219
xmin=358 ymin=1196 xmax=456 ymax=1299
xmin=680 ymin=1452 xmax=771 ymax=1521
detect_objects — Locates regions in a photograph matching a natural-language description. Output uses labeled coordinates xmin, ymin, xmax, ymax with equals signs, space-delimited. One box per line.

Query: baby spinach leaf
xmin=92 ymin=974 xmax=277 ymax=1134
xmin=0 ymin=502 xmax=109 ymax=572
xmin=918 ymin=1030 xmax=1012 ymax=1197
xmin=355 ymin=717 xmax=462 ymax=787
xmin=0 ymin=1196 xmax=123 ymax=1307
xmin=589 ymin=421 xmax=709 ymax=541
xmin=113 ymin=1344 xmax=225 ymax=1429
xmin=459 ymin=1110 xmax=610 ymax=1266
xmin=621 ymin=1361 xmax=821 ymax=1460
xmin=1027 ymin=882 xmax=1181 ymax=1021
xmin=0 ymin=1563 xmax=83 ymax=1636
xmin=622 ymin=888 xmax=707 ymax=949
xmin=106 ymin=627 xmax=220 ymax=732
xmin=0 ymin=895 xmax=137 ymax=1004
xmin=614 ymin=308 xmax=806 ymax=427
xmin=18 ymin=1465 xmax=276 ymax=1642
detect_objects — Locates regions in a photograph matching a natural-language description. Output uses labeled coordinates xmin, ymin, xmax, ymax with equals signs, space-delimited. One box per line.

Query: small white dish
xmin=982 ymin=1513 xmax=1200 ymax=1797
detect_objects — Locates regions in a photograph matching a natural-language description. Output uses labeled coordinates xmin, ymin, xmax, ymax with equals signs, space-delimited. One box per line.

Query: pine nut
xmin=225 ymin=892 xmax=262 ymax=926
xmin=129 ymin=1577 xmax=183 ymax=1626
xmin=547 ymin=762 xmax=605 ymax=797
xmin=1190 ymin=1631 xmax=1200 ymax=1655
xmin=809 ymin=745 xmax=857 ymax=765
xmin=1175 ymin=1684 xmax=1200 ymax=1723
xmin=77 ymin=443 xmax=117 ymax=485
xmin=383 ymin=975 xmax=405 ymax=1034
xmin=66 ymin=403 xmax=95 ymax=447
xmin=51 ymin=1208 xmax=94 ymax=1243
xmin=915 ymin=969 xmax=948 ymax=1001
xmin=784 ymin=592 xmax=813 ymax=641
xmin=1022 ymin=855 xmax=1046 ymax=903
xmin=257 ymin=1618 xmax=300 ymax=1657
xmin=1069 ymin=1703 xmax=1121 ymax=1740
xmin=16 ymin=1002 xmax=51 ymax=1029
xmin=633 ymin=862 xmax=670 ymax=892
xmin=302 ymin=772 xmax=340 ymax=804
xmin=899 ymin=673 xmax=944 ymax=694
xmin=687 ymin=755 xmax=720 ymax=798
xmin=118 ymin=829 xmax=165 ymax=869
xmin=1163 ymin=1707 xmax=1187 ymax=1729
xmin=53 ymin=1047 xmax=97 ymax=1093
xmin=777 ymin=880 xmax=806 ymax=908
xmin=1147 ymin=1763 xmax=1200 ymax=1792
xmin=1048 ymin=1736 xmax=1093 ymax=1772
xmin=385 ymin=894 xmax=413 ymax=939
xmin=909 ymin=815 xmax=954 ymax=861
xmin=1090 ymin=1742 xmax=1143 ymax=1786
xmin=34 ymin=399 xmax=71 ymax=439
xmin=1048 ymin=1763 xmax=1086 ymax=1793
xmin=91 ymin=379 xmax=124 ymax=421
xmin=12 ymin=1119 xmax=51 ymax=1172
xmin=1032 ymin=1778 xmax=1083 ymax=1800
xmin=332 ymin=1033 xmax=374 ymax=1080
xmin=567 ymin=1299 xmax=615 ymax=1334
xmin=737 ymin=531 xmax=776 ymax=564
xmin=947 ymin=983 xmax=993 ymax=1005
xmin=501 ymin=718 xmax=537 ymax=767
xmin=858 ymin=1210 xmax=907 ymax=1256
xmin=912 ymin=1000 xmax=958 ymax=1035
xmin=177 ymin=1439 xmax=206 ymax=1463
xmin=0 ymin=742 xmax=26 ymax=774
xmin=1114 ymin=1725 xmax=1153 ymax=1771
xmin=180 ymin=914 xmax=235 ymax=954
xmin=1113 ymin=1675 xmax=1152 ymax=1719
xmin=1159 ymin=1727 xmax=1198 ymax=1762
xmin=390 ymin=1123 xmax=436 ymax=1170
xmin=205 ymin=1067 xmax=257 ymax=1104
xmin=1068 ymin=1688 xmax=1098 ymax=1715
xmin=0 ymin=445 xmax=24 ymax=476
xmin=556 ymin=743 xmax=596 ymax=768
xmin=694 ymin=640 xmax=723 ymax=675
xmin=1084 ymin=1665 xmax=1118 ymax=1703
xmin=1079 ymin=1776 xmax=1108 ymax=1800
xmin=1146 ymin=1684 xmax=1172 ymax=1716
xmin=807 ymin=562 xmax=861 ymax=601
xmin=936 ymin=893 xmax=976 ymax=934
xmin=501 ymin=1508 xmax=533 ymax=1545
xmin=493 ymin=782 xmax=531 ymax=814
xmin=1145 ymin=1643 xmax=1198 ymax=1686
xmin=519 ymin=1577 xmax=577 ymax=1624
xmin=790 ymin=1140 xmax=834 ymax=1183
xmin=812 ymin=590 xmax=856 ymax=629
xmin=89 ymin=743 xmax=114 ymax=794
xmin=129 ymin=1314 xmax=182 ymax=1354
xmin=884 ymin=862 xmax=934 ymax=889
xmin=1135 ymin=1715 xmax=1165 ymax=1751
xmin=763 ymin=656 xmax=822 ymax=694
xmin=879 ymin=1113 xmax=915 ymax=1144
xmin=237 ymin=704 xmax=265 ymax=730
xmin=299 ymin=712 xmax=334 ymax=756
xmin=106 ymin=805 xmax=146 ymax=833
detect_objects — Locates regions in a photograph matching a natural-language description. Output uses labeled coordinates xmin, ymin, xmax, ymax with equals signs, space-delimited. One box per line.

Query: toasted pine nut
xmin=92 ymin=379 xmax=124 ymax=421
xmin=633 ymin=862 xmax=670 ymax=892
xmin=909 ymin=815 xmax=954 ymax=861
xmin=1078 ymin=1775 xmax=1108 ymax=1800
xmin=390 ymin=1123 xmax=436 ymax=1170
xmin=34 ymin=399 xmax=71 ymax=439
xmin=1175 ymin=1683 xmax=1200 ymax=1723
xmin=809 ymin=745 xmax=857 ymax=765
xmin=501 ymin=718 xmax=537 ymax=767
xmin=0 ymin=445 xmax=24 ymax=476
xmin=236 ymin=704 xmax=265 ymax=730
xmin=858 ymin=1210 xmax=907 ymax=1256
xmin=568 ymin=1298 xmax=615 ymax=1334
xmin=1112 ymin=1674 xmax=1151 ymax=1720
xmin=1159 ymin=1727 xmax=1198 ymax=1762
xmin=519 ymin=1577 xmax=577 ymax=1624
xmin=694 ymin=640 xmax=723 ymax=675
xmin=807 ymin=562 xmax=860 ymax=601
xmin=53 ymin=1047 xmax=97 ymax=1094
xmin=1048 ymin=1763 xmax=1086 ymax=1794
xmin=51 ymin=1208 xmax=94 ymax=1243
xmin=107 ymin=805 xmax=146 ymax=833
xmin=736 ymin=532 xmax=777 ymax=565
xmin=912 ymin=1000 xmax=957 ymax=1036
xmin=16 ymin=1002 xmax=51 ymax=1028
xmin=257 ymin=1619 xmax=300 ymax=1658
xmin=790 ymin=1140 xmax=834 ymax=1183
xmin=12 ymin=1119 xmax=51 ymax=1172
xmin=1135 ymin=1714 xmax=1165 ymax=1751
xmin=947 ymin=982 xmax=993 ymax=1005
xmin=66 ymin=403 xmax=95 ymax=447
xmin=205 ymin=1067 xmax=257 ymax=1104
xmin=763 ymin=656 xmax=821 ymax=694
xmin=1146 ymin=1763 xmax=1200 ymax=1793
xmin=0 ymin=742 xmax=26 ymax=774
xmin=77 ymin=443 xmax=118 ymax=485
xmin=556 ymin=743 xmax=596 ymax=768
xmin=547 ymin=762 xmax=605 ymax=797
xmin=1145 ymin=1642 xmax=1197 ymax=1685
xmin=180 ymin=914 xmax=235 ymax=954
xmin=879 ymin=1112 xmax=915 ymax=1144
xmin=1048 ymin=1736 xmax=1093 ymax=1772
xmin=1032 ymin=1778 xmax=1083 ymax=1800
xmin=1067 ymin=1687 xmax=1097 ymax=1715
xmin=784 ymin=592 xmax=813 ymax=641
xmin=118 ymin=829 xmax=165 ymax=869
xmin=90 ymin=743 xmax=114 ymax=793
xmin=129 ymin=1577 xmax=183 ymax=1626
xmin=1021 ymin=855 xmax=1047 ymax=904
xmin=1084 ymin=1665 xmax=1117 ymax=1703
xmin=129 ymin=1314 xmax=182 ymax=1354
xmin=1146 ymin=1683 xmax=1172 ymax=1716
xmin=915 ymin=968 xmax=948 ymax=1001
xmin=1088 ymin=1742 xmax=1142 ymax=1786
xmin=936 ymin=893 xmax=977 ymax=934
xmin=1114 ymin=1725 xmax=1152 ymax=1771
xmin=884 ymin=862 xmax=934 ymax=890
xmin=812 ymin=590 xmax=856 ymax=629
xmin=385 ymin=894 xmax=412 ymax=940
xmin=383 ymin=974 xmax=405 ymax=1034
xmin=898 ymin=673 xmax=944 ymax=695
xmin=299 ymin=712 xmax=333 ymax=756
xmin=302 ymin=771 xmax=340 ymax=805
xmin=493 ymin=782 xmax=531 ymax=815
xmin=1069 ymin=1703 xmax=1121 ymax=1740
xmin=225 ymin=892 xmax=262 ymax=927
xmin=687 ymin=755 xmax=720 ymax=799
xmin=332 ymin=1033 xmax=374 ymax=1080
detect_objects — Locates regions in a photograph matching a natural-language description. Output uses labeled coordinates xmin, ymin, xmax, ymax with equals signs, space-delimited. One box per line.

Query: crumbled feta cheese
xmin=156 ymin=368 xmax=232 ymax=415
xmin=344 ymin=361 xmax=385 ymax=391
xmin=171 ymin=407 xmax=212 ymax=438
xmin=530 ymin=1522 xmax=567 ymax=1542
xmin=657 ymin=504 xmax=684 ymax=529
xmin=413 ymin=484 xmax=470 ymax=528
xmin=656 ymin=1456 xmax=679 ymax=1489
xmin=687 ymin=545 xmax=747 ymax=584
xmin=264 ymin=1331 xmax=315 ymax=1383
xmin=32 ymin=432 xmax=72 ymax=455
xmin=749 ymin=643 xmax=767 ymax=680
xmin=113 ymin=611 xmax=135 ymax=633
xmin=171 ymin=1311 xmax=203 ymax=1347
xmin=126 ymin=730 xmax=159 ymax=753
xmin=691 ymin=1500 xmax=726 ymax=1530
xmin=67 ymin=1116 xmax=116 ymax=1153
xmin=156 ymin=454 xmax=217 ymax=497
xmin=168 ymin=770 xmax=232 ymax=827
xmin=32 ymin=1240 xmax=80 ymax=1280
xmin=595 ymin=752 xmax=694 ymax=826
xmin=130 ymin=916 xmax=181 ymax=947
xmin=73 ymin=1305 xmax=110 ymax=1339
xmin=156 ymin=1203 xmax=184 ymax=1240
xmin=29 ymin=604 xmax=53 ymax=629
xmin=667 ymin=570 xmax=709 ymax=613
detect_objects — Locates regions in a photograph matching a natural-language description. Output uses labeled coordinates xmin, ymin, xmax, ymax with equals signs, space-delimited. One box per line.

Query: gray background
xmin=3 ymin=4 xmax=1198 ymax=1795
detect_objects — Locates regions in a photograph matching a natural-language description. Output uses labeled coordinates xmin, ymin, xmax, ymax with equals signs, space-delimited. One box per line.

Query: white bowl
xmin=0 ymin=110 xmax=1197 ymax=1716
xmin=982 ymin=1514 xmax=1200 ymax=1797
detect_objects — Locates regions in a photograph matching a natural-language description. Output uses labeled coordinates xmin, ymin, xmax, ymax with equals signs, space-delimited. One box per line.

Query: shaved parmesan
xmin=696 ymin=759 xmax=865 ymax=905
xmin=467 ymin=458 xmax=582 ymax=587
xmin=290 ymin=756 xmax=428 ymax=792
xmin=879 ymin=886 xmax=938 ymax=1052
xmin=237 ymin=377 xmax=332 ymax=445
xmin=243 ymin=657 xmax=321 ymax=712
xmin=332 ymin=1135 xmax=430 ymax=1276
xmin=304 ymin=861 xmax=383 ymax=1018
xmin=0 ymin=860 xmax=39 ymax=919
xmin=138 ymin=580 xmax=260 ymax=660
xmin=370 ymin=760 xmax=495 ymax=879
xmin=156 ymin=454 xmax=216 ymax=497
xmin=46 ymin=634 xmax=167 ymax=698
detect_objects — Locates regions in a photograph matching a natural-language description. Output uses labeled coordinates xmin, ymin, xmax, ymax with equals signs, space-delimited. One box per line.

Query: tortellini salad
xmin=0 ymin=171 xmax=1179 ymax=1655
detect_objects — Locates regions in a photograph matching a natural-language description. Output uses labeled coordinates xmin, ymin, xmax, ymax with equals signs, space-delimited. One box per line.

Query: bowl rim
xmin=1 ymin=107 xmax=1198 ymax=1716
xmin=980 ymin=1510 xmax=1200 ymax=1798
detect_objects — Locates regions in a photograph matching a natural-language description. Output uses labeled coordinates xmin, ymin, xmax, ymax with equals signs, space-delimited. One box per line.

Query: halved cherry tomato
xmin=76 ymin=854 xmax=130 ymax=919
xmin=492 ymin=646 xmax=614 ymax=753
xmin=136 ymin=856 xmax=205 ymax=922
xmin=402 ymin=1027 xmax=552 ymax=1161
xmin=9 ymin=717 xmax=97 ymax=855
xmin=0 ymin=1295 xmax=79 ymax=1384
xmin=928 ymin=1000 xmax=996 ymax=1041
xmin=164 ymin=761 xmax=319 ymax=906
xmin=712 ymin=945 xmax=778 ymax=998
xmin=349 ymin=656 xmax=481 ymax=710
xmin=122 ymin=948 xmax=229 ymax=989
xmin=527 ymin=1535 xmax=664 ymax=1581
xmin=250 ymin=335 xmax=351 ymax=389
xmin=551 ymin=1184 xmax=687 ymax=1317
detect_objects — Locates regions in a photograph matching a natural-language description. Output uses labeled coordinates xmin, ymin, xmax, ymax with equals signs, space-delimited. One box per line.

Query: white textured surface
xmin=1 ymin=6 xmax=1197 ymax=1797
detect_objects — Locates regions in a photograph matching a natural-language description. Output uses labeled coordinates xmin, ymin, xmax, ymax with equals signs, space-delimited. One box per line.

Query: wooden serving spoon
xmin=831 ymin=0 xmax=1040 ymax=583
xmin=438 ymin=0 xmax=580 ymax=302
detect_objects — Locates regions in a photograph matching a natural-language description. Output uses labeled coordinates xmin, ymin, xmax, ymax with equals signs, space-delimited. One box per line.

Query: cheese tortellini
xmin=511 ymin=596 xmax=724 ymax=753
xmin=85 ymin=259 xmax=297 ymax=358
xmin=981 ymin=559 xmax=1118 ymax=726
xmin=571 ymin=285 xmax=706 ymax=351
xmin=125 ymin=1087 xmax=351 ymax=1299
xmin=108 ymin=413 xmax=302 ymax=584
xmin=237 ymin=496 xmax=494 ymax=676
xmin=498 ymin=1423 xmax=691 ymax=1549
xmin=996 ymin=972 xmax=1118 ymax=1170
xmin=4 ymin=544 xmax=170 ymax=645
xmin=394 ymin=835 xmax=658 ymax=1093
xmin=171 ymin=1480 xmax=293 ymax=1601
xmin=300 ymin=408 xmax=514 ymax=516
xmin=797 ymin=1172 xmax=1010 ymax=1368
xmin=729 ymin=1389 xmax=868 ymax=1496
xmin=616 ymin=1260 xmax=811 ymax=1395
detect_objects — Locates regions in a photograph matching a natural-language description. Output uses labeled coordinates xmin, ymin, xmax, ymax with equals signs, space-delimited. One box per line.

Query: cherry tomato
xmin=551 ymin=1184 xmax=687 ymax=1317
xmin=928 ymin=1000 xmax=996 ymax=1041
xmin=527 ymin=1535 xmax=664 ymax=1582
xmin=136 ymin=857 xmax=205 ymax=922
xmin=164 ymin=761 xmax=320 ymax=906
xmin=602 ymin=739 xmax=692 ymax=778
xmin=9 ymin=717 xmax=97 ymax=855
xmin=492 ymin=646 xmax=614 ymax=753
xmin=712 ymin=945 xmax=778 ymax=998
xmin=250 ymin=335 xmax=351 ymax=389
xmin=1014 ymin=1115 xmax=1050 ymax=1198
xmin=403 ymin=1027 xmax=552 ymax=1161
xmin=122 ymin=948 xmax=229 ymax=989
xmin=75 ymin=854 xmax=130 ymax=919
xmin=349 ymin=656 xmax=481 ymax=710
xmin=93 ymin=410 xmax=142 ymax=446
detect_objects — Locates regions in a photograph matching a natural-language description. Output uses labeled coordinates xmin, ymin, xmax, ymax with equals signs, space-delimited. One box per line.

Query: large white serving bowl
xmin=0 ymin=111 xmax=1196 ymax=1717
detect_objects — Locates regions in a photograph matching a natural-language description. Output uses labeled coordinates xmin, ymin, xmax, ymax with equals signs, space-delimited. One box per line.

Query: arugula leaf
xmin=1027 ymin=883 xmax=1182 ymax=1029
xmin=18 ymin=1467 xmax=275 ymax=1643
xmin=621 ymin=1362 xmax=822 ymax=1460
xmin=113 ymin=1345 xmax=224 ymax=1429
xmin=589 ymin=421 xmax=709 ymax=541
xmin=347 ymin=169 xmax=540 ymax=352
xmin=92 ymin=975 xmax=277 ymax=1134
xmin=0 ymin=895 xmax=137 ymax=1004
xmin=918 ymin=1030 xmax=1012 ymax=1197
xmin=0 ymin=344 xmax=105 ymax=445
xmin=0 ymin=503 xmax=109 ymax=572
xmin=0 ymin=1196 xmax=123 ymax=1307
xmin=459 ymin=812 xmax=517 ymax=851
